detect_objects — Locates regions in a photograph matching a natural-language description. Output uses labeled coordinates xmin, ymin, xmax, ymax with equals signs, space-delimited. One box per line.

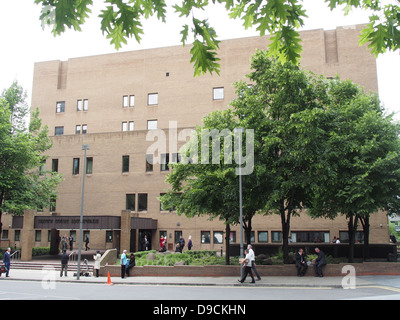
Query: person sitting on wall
xmin=313 ymin=247 xmax=327 ymax=277
xmin=295 ymin=248 xmax=308 ymax=277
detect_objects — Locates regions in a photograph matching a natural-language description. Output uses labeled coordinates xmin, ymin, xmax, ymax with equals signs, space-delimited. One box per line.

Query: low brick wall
xmin=101 ymin=262 xmax=400 ymax=277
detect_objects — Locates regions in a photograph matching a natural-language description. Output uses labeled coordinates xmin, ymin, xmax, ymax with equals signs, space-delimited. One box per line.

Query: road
xmin=1 ymin=276 xmax=400 ymax=302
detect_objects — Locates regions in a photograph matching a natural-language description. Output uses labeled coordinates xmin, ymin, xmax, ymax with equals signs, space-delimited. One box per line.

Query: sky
xmin=0 ymin=1 xmax=399 ymax=120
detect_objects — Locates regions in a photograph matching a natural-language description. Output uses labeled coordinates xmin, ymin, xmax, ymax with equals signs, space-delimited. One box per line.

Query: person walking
xmin=85 ymin=235 xmax=90 ymax=251
xmin=93 ymin=250 xmax=102 ymax=277
xmin=178 ymin=235 xmax=185 ymax=253
xmin=60 ymin=249 xmax=69 ymax=277
xmin=247 ymin=244 xmax=261 ymax=281
xmin=238 ymin=249 xmax=255 ymax=284
xmin=2 ymin=248 xmax=11 ymax=277
xmin=187 ymin=235 xmax=193 ymax=251
xmin=120 ymin=250 xmax=128 ymax=278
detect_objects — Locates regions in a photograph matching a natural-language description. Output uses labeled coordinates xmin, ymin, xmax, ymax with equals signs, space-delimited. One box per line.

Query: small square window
xmin=213 ymin=87 xmax=224 ymax=100
xmin=148 ymin=93 xmax=158 ymax=106
xmin=55 ymin=126 xmax=64 ymax=136
xmin=147 ymin=120 xmax=158 ymax=130
xmin=201 ymin=231 xmax=211 ymax=244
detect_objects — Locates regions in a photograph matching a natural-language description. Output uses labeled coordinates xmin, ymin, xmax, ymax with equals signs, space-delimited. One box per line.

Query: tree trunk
xmin=225 ymin=222 xmax=230 ymax=265
xmin=347 ymin=214 xmax=359 ymax=263
xmin=360 ymin=216 xmax=370 ymax=260
xmin=280 ymin=199 xmax=291 ymax=264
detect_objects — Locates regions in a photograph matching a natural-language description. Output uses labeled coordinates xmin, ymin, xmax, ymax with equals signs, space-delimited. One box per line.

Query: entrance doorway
xmin=138 ymin=230 xmax=152 ymax=251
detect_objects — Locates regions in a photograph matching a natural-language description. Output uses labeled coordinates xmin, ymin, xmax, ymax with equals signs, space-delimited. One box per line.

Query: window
xmin=86 ymin=157 xmax=93 ymax=174
xmin=160 ymin=153 xmax=169 ymax=171
xmin=271 ymin=231 xmax=281 ymax=243
xmin=122 ymin=121 xmax=134 ymax=132
xmin=146 ymin=154 xmax=153 ymax=172
xmin=138 ymin=193 xmax=148 ymax=212
xmin=213 ymin=231 xmax=224 ymax=244
xmin=76 ymin=124 xmax=87 ymax=134
xmin=291 ymin=231 xmax=330 ymax=243
xmin=148 ymin=93 xmax=158 ymax=105
xmin=339 ymin=231 xmax=364 ymax=244
xmin=55 ymin=126 xmax=64 ymax=136
xmin=229 ymin=231 xmax=236 ymax=243
xmin=50 ymin=197 xmax=56 ymax=212
xmin=258 ymin=231 xmax=268 ymax=243
xmin=126 ymin=194 xmax=135 ymax=211
xmin=147 ymin=120 xmax=158 ymax=130
xmin=123 ymin=96 xmax=128 ymax=108
xmin=1 ymin=230 xmax=8 ymax=240
xmin=174 ymin=231 xmax=182 ymax=244
xmin=35 ymin=230 xmax=41 ymax=242
xmin=73 ymin=158 xmax=80 ymax=175
xmin=106 ymin=231 xmax=113 ymax=243
xmin=213 ymin=87 xmax=224 ymax=100
xmin=14 ymin=230 xmax=21 ymax=241
xmin=56 ymin=101 xmax=65 ymax=113
xmin=122 ymin=155 xmax=130 ymax=173
xmin=39 ymin=159 xmax=45 ymax=175
xmin=129 ymin=95 xmax=135 ymax=107
xmin=52 ymin=159 xmax=59 ymax=173
xmin=77 ymin=99 xmax=88 ymax=111
xmin=201 ymin=231 xmax=211 ymax=244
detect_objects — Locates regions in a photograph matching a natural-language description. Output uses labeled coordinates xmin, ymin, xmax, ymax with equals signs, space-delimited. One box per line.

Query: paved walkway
xmin=0 ymin=267 xmax=379 ymax=288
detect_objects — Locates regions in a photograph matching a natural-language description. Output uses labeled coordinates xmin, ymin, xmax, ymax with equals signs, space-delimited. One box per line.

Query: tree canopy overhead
xmin=34 ymin=0 xmax=400 ymax=76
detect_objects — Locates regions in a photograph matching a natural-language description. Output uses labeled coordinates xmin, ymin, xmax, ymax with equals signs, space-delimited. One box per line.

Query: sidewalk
xmin=0 ymin=267 xmax=377 ymax=288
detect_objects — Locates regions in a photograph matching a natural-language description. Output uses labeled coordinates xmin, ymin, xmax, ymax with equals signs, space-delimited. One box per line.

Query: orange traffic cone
xmin=106 ymin=272 xmax=113 ymax=285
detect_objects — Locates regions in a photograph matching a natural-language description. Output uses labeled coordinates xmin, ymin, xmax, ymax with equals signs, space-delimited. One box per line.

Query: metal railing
xmin=10 ymin=250 xmax=20 ymax=262
xmin=69 ymin=251 xmax=77 ymax=264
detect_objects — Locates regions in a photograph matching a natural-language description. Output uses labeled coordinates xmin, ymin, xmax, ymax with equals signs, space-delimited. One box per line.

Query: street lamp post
xmin=234 ymin=128 xmax=244 ymax=278
xmin=76 ymin=144 xmax=90 ymax=280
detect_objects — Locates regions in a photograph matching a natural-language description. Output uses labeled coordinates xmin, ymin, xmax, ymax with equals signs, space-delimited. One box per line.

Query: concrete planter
xmin=101 ymin=262 xmax=400 ymax=277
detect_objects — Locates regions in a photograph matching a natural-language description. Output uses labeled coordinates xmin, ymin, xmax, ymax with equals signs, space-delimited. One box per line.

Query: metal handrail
xmin=69 ymin=251 xmax=76 ymax=264
xmin=10 ymin=250 xmax=20 ymax=262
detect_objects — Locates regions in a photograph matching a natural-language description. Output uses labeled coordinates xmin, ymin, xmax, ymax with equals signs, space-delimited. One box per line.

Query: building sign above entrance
xmin=34 ymin=216 xmax=121 ymax=230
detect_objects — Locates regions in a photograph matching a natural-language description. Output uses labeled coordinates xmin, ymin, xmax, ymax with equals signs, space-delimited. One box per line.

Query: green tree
xmin=161 ymin=109 xmax=268 ymax=263
xmin=0 ymin=81 xmax=62 ymax=235
xmin=232 ymin=51 xmax=333 ymax=263
xmin=34 ymin=0 xmax=400 ymax=76
xmin=308 ymin=79 xmax=400 ymax=262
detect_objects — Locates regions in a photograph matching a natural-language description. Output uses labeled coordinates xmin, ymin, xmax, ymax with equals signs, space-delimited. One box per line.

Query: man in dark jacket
xmin=60 ymin=249 xmax=69 ymax=277
xmin=295 ymin=248 xmax=308 ymax=277
xmin=313 ymin=247 xmax=326 ymax=277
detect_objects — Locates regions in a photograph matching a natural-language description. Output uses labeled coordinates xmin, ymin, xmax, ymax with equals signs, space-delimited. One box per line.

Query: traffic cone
xmin=106 ymin=272 xmax=113 ymax=285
